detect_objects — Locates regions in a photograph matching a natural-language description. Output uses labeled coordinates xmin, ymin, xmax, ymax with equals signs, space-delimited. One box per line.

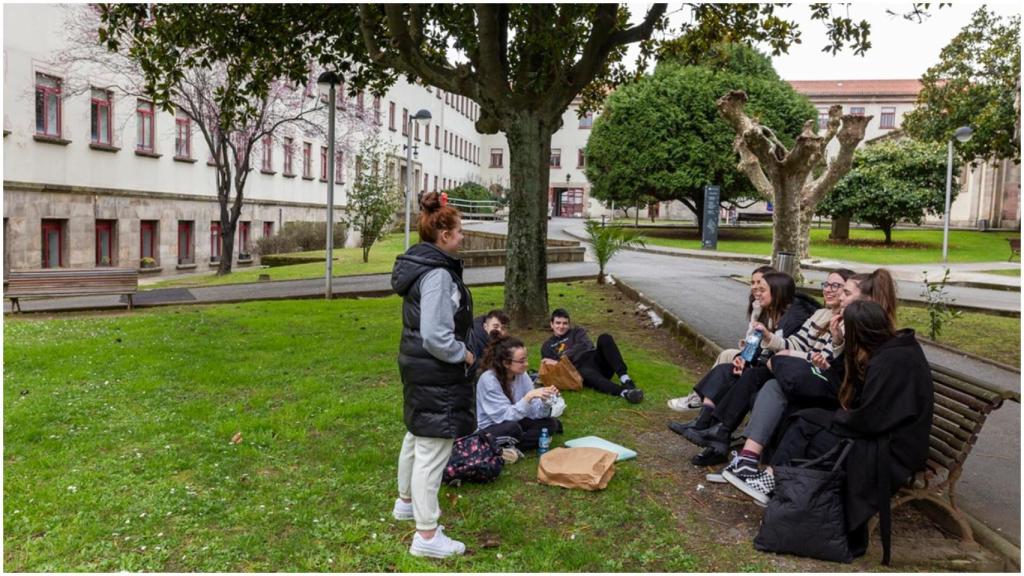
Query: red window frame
xmin=577 ymin=148 xmax=586 ymax=168
xmin=238 ymin=221 xmax=251 ymax=255
xmin=423 ymin=171 xmax=429 ymax=193
xmin=880 ymin=107 xmax=896 ymax=129
xmin=444 ymin=130 xmax=449 ymax=153
xmin=35 ymin=74 xmax=62 ymax=137
xmin=335 ymin=151 xmax=344 ymax=184
xmin=425 ymin=123 xmax=431 ymax=145
xmin=356 ymin=92 xmax=365 ymax=117
xmin=388 ymin=101 xmax=396 ymax=131
xmin=136 ymin=99 xmax=155 ymax=151
xmin=262 ymin=135 xmax=273 ymax=171
xmin=175 ymin=115 xmax=192 ymax=158
xmin=41 ymin=219 xmax=64 ymax=268
xmin=263 ymin=221 xmax=274 ymax=238
xmin=433 ymin=175 xmax=438 ymax=192
xmin=283 ymin=137 xmax=294 ymax=175
xmin=401 ymin=108 xmax=409 ymax=136
xmin=414 ymin=121 xmax=420 ymax=141
xmin=210 ymin=221 xmax=222 ymax=261
xmin=337 ymin=82 xmax=346 ymax=109
xmin=490 ymin=148 xmax=503 ymax=168
xmin=90 ymin=88 xmax=112 ymax=145
xmin=140 ymin=220 xmax=157 ymax=262
xmin=373 ymin=96 xmax=382 ymax=125
xmin=303 ymin=142 xmax=313 ymax=178
xmin=95 ymin=219 xmax=115 ymax=266
xmin=177 ymin=221 xmax=194 ymax=265
xmin=320 ymin=145 xmax=328 ymax=180
xmin=435 ymin=126 xmax=440 ymax=149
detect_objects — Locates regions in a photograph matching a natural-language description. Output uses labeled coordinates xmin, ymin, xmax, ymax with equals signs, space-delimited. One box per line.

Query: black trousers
xmin=711 ymin=366 xmax=775 ymax=431
xmin=480 ymin=417 xmax=563 ymax=450
xmin=768 ymin=413 xmax=841 ymax=468
xmin=575 ymin=333 xmax=630 ymax=396
xmin=694 ymin=363 xmax=738 ymax=403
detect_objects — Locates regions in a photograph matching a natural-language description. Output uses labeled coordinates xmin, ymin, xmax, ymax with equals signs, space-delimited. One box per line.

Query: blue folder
xmin=563 ymin=435 xmax=637 ymax=461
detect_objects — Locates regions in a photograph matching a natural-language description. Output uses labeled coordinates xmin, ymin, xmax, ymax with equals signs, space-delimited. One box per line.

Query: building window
xmin=41 ymin=219 xmax=65 ymax=268
xmin=490 ymin=148 xmax=503 ymax=168
xmin=140 ymin=220 xmax=158 ymax=265
xmin=414 ymin=121 xmax=420 ymax=141
xmin=337 ymin=81 xmax=346 ymax=109
xmin=174 ymin=112 xmax=191 ymax=158
xmin=550 ymin=148 xmax=561 ymax=168
xmin=177 ymin=220 xmax=194 ymax=265
xmin=136 ymin=99 xmax=155 ymax=151
xmin=261 ymin=135 xmax=273 ymax=171
xmin=880 ymin=106 xmax=896 ymax=129
xmin=355 ymin=155 xmax=363 ymax=179
xmin=445 ymin=92 xmax=450 ymax=104
xmin=210 ymin=221 xmax=222 ymax=262
xmin=356 ymin=92 xmax=365 ymax=117
xmin=373 ymin=96 xmax=381 ymax=125
xmin=433 ymin=175 xmax=438 ymax=192
xmin=435 ymin=126 xmax=440 ymax=149
xmin=238 ymin=221 xmax=251 ymax=256
xmin=320 ymin=146 xmax=328 ymax=180
xmin=436 ymin=89 xmax=442 ymax=100
xmin=817 ymin=108 xmax=830 ymax=131
xmin=388 ymin=101 xmax=396 ymax=131
xmin=577 ymin=148 xmax=586 ymax=168
xmin=303 ymin=142 xmax=313 ymax=178
xmin=444 ymin=130 xmax=449 ymax=153
xmin=335 ymin=151 xmax=344 ymax=183
xmin=95 ymin=219 xmax=116 ymax=266
xmin=850 ymin=106 xmax=865 ymax=116
xmin=283 ymin=137 xmax=294 ymax=175
xmin=578 ymin=112 xmax=593 ymax=129
xmin=401 ymin=108 xmax=409 ymax=136
xmin=424 ymin=123 xmax=431 ymax=145
xmin=90 ymin=88 xmax=112 ymax=145
xmin=35 ymin=73 xmax=62 ymax=137
xmin=263 ymin=221 xmax=274 ymax=238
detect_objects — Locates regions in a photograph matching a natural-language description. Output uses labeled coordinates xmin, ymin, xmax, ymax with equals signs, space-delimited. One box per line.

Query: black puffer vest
xmin=391 ymin=243 xmax=475 ymax=438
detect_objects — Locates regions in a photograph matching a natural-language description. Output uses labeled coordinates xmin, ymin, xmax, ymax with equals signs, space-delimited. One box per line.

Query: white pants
xmin=397 ymin=432 xmax=454 ymax=531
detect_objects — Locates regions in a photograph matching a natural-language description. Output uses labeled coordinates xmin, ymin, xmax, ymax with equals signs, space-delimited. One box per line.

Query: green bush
xmin=255 ymin=221 xmax=349 ymax=255
xmin=447 ymin=182 xmax=499 ymax=214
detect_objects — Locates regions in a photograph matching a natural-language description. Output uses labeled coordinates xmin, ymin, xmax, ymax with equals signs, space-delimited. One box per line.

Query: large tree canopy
xmin=902 ymin=6 xmax=1021 ymax=163
xmin=99 ymin=3 xmax=910 ymax=325
xmin=584 ymin=44 xmax=815 ymax=228
xmin=818 ymin=139 xmax=955 ymax=243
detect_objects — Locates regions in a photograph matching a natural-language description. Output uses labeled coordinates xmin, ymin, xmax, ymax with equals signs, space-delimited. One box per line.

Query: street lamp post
xmin=405 ymin=109 xmax=432 ymax=250
xmin=942 ymin=125 xmax=973 ymax=265
xmin=317 ymin=71 xmax=340 ymax=299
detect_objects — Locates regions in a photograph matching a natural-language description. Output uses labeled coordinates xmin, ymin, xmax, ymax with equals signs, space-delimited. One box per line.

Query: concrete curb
xmin=946 ymin=280 xmax=1020 ymax=293
xmin=611 ymin=273 xmax=1022 ymax=568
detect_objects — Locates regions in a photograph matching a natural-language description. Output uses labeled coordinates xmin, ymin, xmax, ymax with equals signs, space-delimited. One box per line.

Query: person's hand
xmin=732 ymin=355 xmax=746 ymax=375
xmin=750 ymin=322 xmax=772 ymax=346
xmin=527 ymin=386 xmax=557 ymax=402
xmin=464 ymin=350 xmax=475 ymax=366
xmin=811 ymin=351 xmax=831 ymax=371
xmin=829 ymin=314 xmax=844 ymax=344
xmin=541 ymin=358 xmax=558 ymax=366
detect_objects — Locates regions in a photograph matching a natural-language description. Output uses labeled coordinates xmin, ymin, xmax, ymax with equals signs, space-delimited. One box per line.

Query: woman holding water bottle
xmin=475 ymin=335 xmax=563 ymax=451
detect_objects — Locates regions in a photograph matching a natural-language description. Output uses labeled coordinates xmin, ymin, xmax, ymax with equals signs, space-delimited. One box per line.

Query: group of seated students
xmin=668 ymin=265 xmax=933 ymax=559
xmin=467 ymin=307 xmax=644 ymax=453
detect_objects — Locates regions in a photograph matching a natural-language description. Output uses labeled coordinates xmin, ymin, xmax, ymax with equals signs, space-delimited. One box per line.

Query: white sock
xmin=621 ymin=374 xmax=632 ymax=384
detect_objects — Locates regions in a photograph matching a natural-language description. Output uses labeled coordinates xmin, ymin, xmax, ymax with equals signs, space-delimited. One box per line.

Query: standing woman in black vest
xmin=389 ymin=192 xmax=474 ymax=559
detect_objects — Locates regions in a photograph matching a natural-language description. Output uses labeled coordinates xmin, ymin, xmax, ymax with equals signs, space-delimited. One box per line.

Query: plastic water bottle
xmin=739 ymin=329 xmax=764 ymax=363
xmin=537 ymin=428 xmax=551 ymax=458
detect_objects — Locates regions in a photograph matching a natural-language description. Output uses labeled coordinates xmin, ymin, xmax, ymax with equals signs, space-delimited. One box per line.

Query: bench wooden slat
xmin=932 ymin=372 xmax=1005 ymax=407
xmin=933 ymin=404 xmax=982 ymax=436
xmin=933 ymin=380 xmax=997 ymax=414
xmin=931 ymin=413 xmax=974 ymax=443
xmin=929 ymin=434 xmax=965 ymax=464
xmin=932 ymin=363 xmax=1020 ymax=403
xmin=934 ymin=394 xmax=988 ymax=425
xmin=927 ymin=446 xmax=956 ymax=471
xmin=5 ymin=268 xmax=138 ymax=311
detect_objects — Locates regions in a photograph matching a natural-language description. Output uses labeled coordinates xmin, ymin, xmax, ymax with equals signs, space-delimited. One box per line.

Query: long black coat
xmin=391 ymin=243 xmax=475 ymax=438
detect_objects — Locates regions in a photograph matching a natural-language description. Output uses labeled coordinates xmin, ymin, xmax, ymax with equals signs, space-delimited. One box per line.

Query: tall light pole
xmin=942 ymin=125 xmax=973 ymax=265
xmin=405 ymin=109 xmax=432 ymax=250
xmin=317 ymin=71 xmax=340 ymax=299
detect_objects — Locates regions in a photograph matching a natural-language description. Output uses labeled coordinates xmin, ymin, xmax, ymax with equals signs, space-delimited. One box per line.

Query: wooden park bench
xmin=1008 ymin=238 xmax=1020 ymax=262
xmin=4 ymin=268 xmax=139 ymax=312
xmin=874 ymin=363 xmax=1021 ymax=542
xmin=736 ymin=212 xmax=773 ymax=224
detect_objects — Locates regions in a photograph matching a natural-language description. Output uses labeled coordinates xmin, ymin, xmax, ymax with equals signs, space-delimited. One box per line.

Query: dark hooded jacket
xmin=777 ymin=292 xmax=822 ymax=337
xmin=391 ymin=242 xmax=475 ymax=438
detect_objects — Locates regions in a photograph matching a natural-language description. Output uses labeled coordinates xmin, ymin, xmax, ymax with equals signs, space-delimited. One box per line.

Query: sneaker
xmin=410 ymin=525 xmax=466 ymax=558
xmin=622 ymin=388 xmax=644 ymax=404
xmin=501 ymin=446 xmax=524 ymax=464
xmin=723 ymin=468 xmax=775 ymax=506
xmin=392 ymin=498 xmax=414 ymax=521
xmin=667 ymin=392 xmax=702 ymax=412
xmin=690 ymin=445 xmax=728 ymax=467
xmin=706 ymin=451 xmax=746 ymax=484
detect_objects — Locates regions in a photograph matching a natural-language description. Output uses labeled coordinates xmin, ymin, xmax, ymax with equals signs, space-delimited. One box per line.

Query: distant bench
xmin=736 ymin=212 xmax=773 ymax=224
xmin=4 ymin=268 xmax=139 ymax=312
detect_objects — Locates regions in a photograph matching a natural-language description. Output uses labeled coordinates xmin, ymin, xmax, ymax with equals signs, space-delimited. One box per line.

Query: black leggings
xmin=479 ymin=417 xmax=563 ymax=450
xmin=711 ymin=366 xmax=774 ymax=431
xmin=575 ymin=334 xmax=630 ymax=396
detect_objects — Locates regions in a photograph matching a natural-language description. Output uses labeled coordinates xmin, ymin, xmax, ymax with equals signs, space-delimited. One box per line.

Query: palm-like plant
xmin=582 ymin=220 xmax=646 ymax=284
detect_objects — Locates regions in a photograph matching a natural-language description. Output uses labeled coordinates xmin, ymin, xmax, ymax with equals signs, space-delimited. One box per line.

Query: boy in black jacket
xmin=540 ymin=308 xmax=644 ymax=403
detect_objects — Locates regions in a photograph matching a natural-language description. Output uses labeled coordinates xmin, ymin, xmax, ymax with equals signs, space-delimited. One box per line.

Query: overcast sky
xmin=632 ymin=1 xmax=1021 ymax=80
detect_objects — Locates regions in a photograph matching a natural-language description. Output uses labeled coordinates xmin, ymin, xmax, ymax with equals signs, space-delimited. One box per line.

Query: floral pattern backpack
xmin=442 ymin=431 xmax=504 ymax=486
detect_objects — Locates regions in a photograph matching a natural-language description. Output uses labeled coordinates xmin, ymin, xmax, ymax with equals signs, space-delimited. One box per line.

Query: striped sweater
xmin=762 ymin=307 xmax=841 ymax=362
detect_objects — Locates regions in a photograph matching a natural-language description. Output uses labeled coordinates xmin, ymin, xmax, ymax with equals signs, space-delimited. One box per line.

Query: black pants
xmin=694 ymin=363 xmax=738 ymax=403
xmin=768 ymin=413 xmax=841 ymax=468
xmin=480 ymin=417 xmax=563 ymax=450
xmin=575 ymin=333 xmax=630 ymax=396
xmin=711 ymin=366 xmax=774 ymax=431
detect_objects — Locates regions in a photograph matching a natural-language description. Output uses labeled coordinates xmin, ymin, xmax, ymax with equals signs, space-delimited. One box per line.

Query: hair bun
xmin=420 ymin=192 xmax=442 ymax=213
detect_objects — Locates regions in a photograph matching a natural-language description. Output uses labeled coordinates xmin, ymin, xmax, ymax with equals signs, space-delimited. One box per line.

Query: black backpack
xmin=443 ymin=431 xmax=504 ymax=486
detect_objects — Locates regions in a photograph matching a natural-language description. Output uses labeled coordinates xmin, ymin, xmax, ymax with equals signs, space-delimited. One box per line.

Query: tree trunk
xmin=797 ymin=203 xmax=816 ymax=261
xmin=771 ymin=176 xmax=803 ymax=278
xmin=503 ymin=111 xmax=553 ymax=328
xmin=830 ymin=215 xmax=850 ymax=240
xmin=882 ymin=224 xmax=893 ymax=244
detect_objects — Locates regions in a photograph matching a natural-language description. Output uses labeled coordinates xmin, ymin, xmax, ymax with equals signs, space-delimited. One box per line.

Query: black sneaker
xmin=623 ymin=388 xmax=644 ymax=404
xmin=724 ymin=468 xmax=775 ymax=506
xmin=690 ymin=445 xmax=728 ymax=466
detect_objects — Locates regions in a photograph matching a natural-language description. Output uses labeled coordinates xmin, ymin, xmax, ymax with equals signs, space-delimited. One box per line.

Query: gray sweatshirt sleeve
xmin=477 ymin=370 xmax=533 ymax=426
xmin=419 ymin=268 xmax=467 ymax=364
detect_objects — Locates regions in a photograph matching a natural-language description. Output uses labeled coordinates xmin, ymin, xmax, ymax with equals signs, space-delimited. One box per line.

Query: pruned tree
xmin=346 ymin=134 xmax=402 ymax=263
xmin=717 ymin=91 xmax=870 ymax=277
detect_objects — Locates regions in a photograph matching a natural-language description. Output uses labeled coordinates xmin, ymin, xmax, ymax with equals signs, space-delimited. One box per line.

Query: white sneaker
xmin=409 ymin=525 xmax=466 ymax=558
xmin=667 ymin=392 xmax=702 ymax=412
xmin=392 ymin=498 xmax=414 ymax=521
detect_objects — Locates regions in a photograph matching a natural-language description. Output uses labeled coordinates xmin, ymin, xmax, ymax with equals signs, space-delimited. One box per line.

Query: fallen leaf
xmin=230 ymin=432 xmax=243 ymax=445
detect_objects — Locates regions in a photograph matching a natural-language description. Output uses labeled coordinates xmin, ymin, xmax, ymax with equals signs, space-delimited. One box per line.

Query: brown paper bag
xmin=537 ymin=447 xmax=617 ymax=491
xmin=539 ymin=356 xmax=583 ymax=391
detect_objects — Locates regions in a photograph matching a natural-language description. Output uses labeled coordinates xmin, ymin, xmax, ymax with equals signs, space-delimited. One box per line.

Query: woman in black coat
xmin=726 ymin=300 xmax=932 ymax=563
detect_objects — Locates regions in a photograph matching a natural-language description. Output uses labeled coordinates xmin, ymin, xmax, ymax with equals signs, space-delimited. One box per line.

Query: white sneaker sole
xmin=705 ymin=471 xmax=726 ymax=484
xmin=409 ymin=545 xmax=466 ymax=558
xmin=722 ymin=469 xmax=770 ymax=506
xmin=393 ymin=510 xmax=414 ymax=521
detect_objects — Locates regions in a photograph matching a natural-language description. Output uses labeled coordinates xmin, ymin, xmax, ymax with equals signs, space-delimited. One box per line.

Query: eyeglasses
xmin=820 ymin=282 xmax=844 ymax=291
xmin=510 ymin=358 xmax=528 ymax=365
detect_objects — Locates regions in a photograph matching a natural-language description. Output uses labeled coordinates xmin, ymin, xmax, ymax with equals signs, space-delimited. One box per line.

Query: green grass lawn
xmin=4 ymin=282 xmax=758 ymax=572
xmin=638 ymin=226 xmax=1020 ymax=265
xmin=898 ymin=306 xmax=1021 ymax=367
xmin=145 ymin=234 xmax=407 ymax=290
xmin=978 ymin=268 xmax=1021 ymax=277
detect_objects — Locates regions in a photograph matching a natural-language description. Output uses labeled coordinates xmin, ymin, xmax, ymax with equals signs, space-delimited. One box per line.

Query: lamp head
xmin=566 ymin=173 xmax=571 ymax=183
xmin=412 ymin=109 xmax=432 ymax=123
xmin=954 ymin=126 xmax=973 ymax=143
xmin=317 ymin=71 xmax=340 ymax=92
